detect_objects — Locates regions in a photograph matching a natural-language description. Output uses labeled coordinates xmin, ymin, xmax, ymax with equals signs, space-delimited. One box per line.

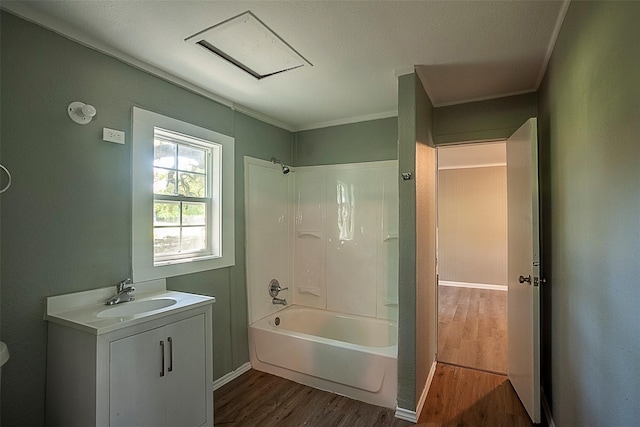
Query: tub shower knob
xmin=268 ymin=279 xmax=288 ymax=297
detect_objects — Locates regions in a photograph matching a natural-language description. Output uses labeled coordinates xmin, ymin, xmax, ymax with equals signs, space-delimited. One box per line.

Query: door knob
xmin=518 ymin=275 xmax=532 ymax=284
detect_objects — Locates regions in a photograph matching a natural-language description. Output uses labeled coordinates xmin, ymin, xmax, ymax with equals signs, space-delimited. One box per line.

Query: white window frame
xmin=153 ymin=128 xmax=217 ymax=264
xmin=132 ymin=107 xmax=235 ymax=281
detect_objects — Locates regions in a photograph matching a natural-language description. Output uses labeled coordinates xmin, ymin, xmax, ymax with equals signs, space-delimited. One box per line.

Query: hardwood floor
xmin=214 ymin=369 xmax=411 ymax=427
xmin=438 ymin=285 xmax=508 ymax=374
xmin=416 ymin=364 xmax=533 ymax=427
xmin=214 ymin=366 xmax=532 ymax=427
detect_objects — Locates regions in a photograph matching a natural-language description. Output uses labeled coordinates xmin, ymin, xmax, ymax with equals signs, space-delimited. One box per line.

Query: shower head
xmin=271 ymin=157 xmax=291 ymax=175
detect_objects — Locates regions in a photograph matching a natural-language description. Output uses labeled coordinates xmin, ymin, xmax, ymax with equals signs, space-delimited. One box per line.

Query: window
xmin=153 ymin=129 xmax=217 ymax=263
xmin=132 ymin=107 xmax=234 ymax=281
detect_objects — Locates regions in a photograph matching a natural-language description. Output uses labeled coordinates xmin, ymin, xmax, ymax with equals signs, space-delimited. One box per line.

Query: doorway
xmin=436 ymin=141 xmax=508 ymax=374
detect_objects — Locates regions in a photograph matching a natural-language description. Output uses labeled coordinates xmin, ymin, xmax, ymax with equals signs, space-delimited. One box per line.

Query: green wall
xmin=295 ymin=81 xmax=535 ymax=414
xmin=8 ymin=2 xmax=639 ymax=426
xmin=433 ymin=92 xmax=537 ymax=144
xmin=396 ymin=72 xmax=436 ymax=411
xmin=537 ymin=2 xmax=640 ymax=425
xmin=397 ymin=73 xmax=418 ymax=410
xmin=0 ymin=12 xmax=292 ymax=426
xmin=294 ymin=117 xmax=397 ymax=165
xmin=290 ymin=96 xmax=435 ymax=412
xmin=412 ymin=73 xmax=438 ymax=411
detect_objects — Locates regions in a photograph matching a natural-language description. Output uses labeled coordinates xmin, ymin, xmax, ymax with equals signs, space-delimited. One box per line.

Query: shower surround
xmin=244 ymin=157 xmax=399 ymax=407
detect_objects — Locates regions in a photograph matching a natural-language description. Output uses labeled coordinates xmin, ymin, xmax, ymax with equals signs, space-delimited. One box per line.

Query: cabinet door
xmin=165 ymin=314 xmax=207 ymax=427
xmin=110 ymin=326 xmax=167 ymax=427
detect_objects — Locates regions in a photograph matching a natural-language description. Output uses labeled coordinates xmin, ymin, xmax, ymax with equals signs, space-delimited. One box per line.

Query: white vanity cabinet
xmin=109 ymin=314 xmax=207 ymax=427
xmin=44 ymin=282 xmax=214 ymax=427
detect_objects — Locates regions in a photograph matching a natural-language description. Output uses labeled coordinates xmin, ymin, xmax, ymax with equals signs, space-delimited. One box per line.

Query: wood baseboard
xmin=212 ymin=362 xmax=252 ymax=391
xmin=416 ymin=360 xmax=437 ymax=418
xmin=439 ymin=280 xmax=507 ymax=291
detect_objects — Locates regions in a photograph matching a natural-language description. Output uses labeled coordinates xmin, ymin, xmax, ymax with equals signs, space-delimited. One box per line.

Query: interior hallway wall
xmin=433 ymin=93 xmax=537 ymax=144
xmin=397 ymin=72 xmax=437 ymax=413
xmin=0 ymin=12 xmax=292 ymax=427
xmin=537 ymin=1 xmax=640 ymax=425
xmin=414 ymin=122 xmax=437 ymax=407
xmin=438 ymin=166 xmax=507 ymax=286
xmin=293 ymin=117 xmax=398 ymax=166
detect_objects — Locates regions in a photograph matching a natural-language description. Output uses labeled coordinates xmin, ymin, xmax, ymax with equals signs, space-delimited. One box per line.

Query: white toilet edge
xmin=0 ymin=341 xmax=10 ymax=367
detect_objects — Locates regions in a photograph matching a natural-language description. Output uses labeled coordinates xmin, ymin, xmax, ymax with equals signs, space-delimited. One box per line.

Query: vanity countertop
xmin=45 ymin=279 xmax=215 ymax=335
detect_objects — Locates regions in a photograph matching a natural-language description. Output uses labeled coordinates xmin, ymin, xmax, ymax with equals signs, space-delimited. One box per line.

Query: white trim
xmin=436 ymin=138 xmax=506 ymax=147
xmin=1 ymin=3 xmax=232 ymax=109
xmin=1 ymin=4 xmax=395 ymax=133
xmin=415 ymin=360 xmax=437 ymax=419
xmin=212 ymin=362 xmax=252 ymax=391
xmin=535 ymin=0 xmax=572 ymax=89
xmin=394 ymin=407 xmax=417 ymax=423
xmin=1 ymin=3 xmax=297 ymax=133
xmin=233 ymin=104 xmax=295 ymax=132
xmin=294 ymin=110 xmax=398 ymax=132
xmin=394 ymin=66 xmax=416 ymax=78
xmin=542 ymin=387 xmax=557 ymax=427
xmin=439 ymin=281 xmax=507 ymax=291
xmin=438 ymin=161 xmax=506 ymax=171
xmin=395 ymin=360 xmax=437 ymax=423
xmin=132 ymin=107 xmax=235 ymax=282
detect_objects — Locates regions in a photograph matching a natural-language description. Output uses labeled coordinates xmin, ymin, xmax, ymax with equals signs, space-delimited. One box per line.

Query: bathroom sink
xmin=45 ymin=279 xmax=215 ymax=334
xmin=97 ymin=298 xmax=177 ymax=318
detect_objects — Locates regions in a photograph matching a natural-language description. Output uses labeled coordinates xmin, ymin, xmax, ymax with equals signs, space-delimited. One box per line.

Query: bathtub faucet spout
xmin=272 ymin=297 xmax=287 ymax=306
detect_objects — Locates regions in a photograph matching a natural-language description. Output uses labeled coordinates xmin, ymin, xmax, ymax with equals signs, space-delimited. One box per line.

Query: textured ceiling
xmin=3 ymin=1 xmax=569 ymax=131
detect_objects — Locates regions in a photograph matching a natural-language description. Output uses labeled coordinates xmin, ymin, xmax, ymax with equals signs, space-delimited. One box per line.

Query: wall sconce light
xmin=68 ymin=101 xmax=97 ymax=125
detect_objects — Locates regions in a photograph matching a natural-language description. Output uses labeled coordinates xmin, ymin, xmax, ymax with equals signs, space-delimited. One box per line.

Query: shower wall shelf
xmin=297 ymin=230 xmax=322 ymax=239
xmin=298 ymin=286 xmax=321 ymax=297
xmin=383 ymin=234 xmax=399 ymax=241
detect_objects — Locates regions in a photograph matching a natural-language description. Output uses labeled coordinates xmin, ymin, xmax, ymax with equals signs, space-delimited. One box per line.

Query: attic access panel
xmin=186 ymin=11 xmax=312 ymax=80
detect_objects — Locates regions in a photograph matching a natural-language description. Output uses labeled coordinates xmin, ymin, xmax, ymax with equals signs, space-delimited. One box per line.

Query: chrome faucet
xmin=105 ymin=278 xmax=135 ymax=305
xmin=268 ymin=279 xmax=288 ymax=306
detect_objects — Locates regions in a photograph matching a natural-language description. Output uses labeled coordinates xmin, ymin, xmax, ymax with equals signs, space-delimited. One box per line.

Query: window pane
xmin=177 ymin=172 xmax=206 ymax=197
xmin=182 ymin=226 xmax=206 ymax=252
xmin=154 ymin=140 xmax=176 ymax=168
xmin=178 ymin=145 xmax=206 ymax=174
xmin=154 ymin=201 xmax=180 ymax=226
xmin=183 ymin=202 xmax=206 ymax=225
xmin=154 ymin=168 xmax=176 ymax=195
xmin=154 ymin=227 xmax=181 ymax=256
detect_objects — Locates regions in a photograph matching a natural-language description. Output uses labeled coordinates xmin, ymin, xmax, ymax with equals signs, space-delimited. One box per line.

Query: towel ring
xmin=0 ymin=164 xmax=11 ymax=194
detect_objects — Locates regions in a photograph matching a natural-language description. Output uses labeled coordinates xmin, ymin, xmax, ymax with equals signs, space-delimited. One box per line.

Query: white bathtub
xmin=249 ymin=305 xmax=398 ymax=408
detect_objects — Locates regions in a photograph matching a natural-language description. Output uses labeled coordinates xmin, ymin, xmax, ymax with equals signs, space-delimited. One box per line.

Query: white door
xmin=110 ymin=315 xmax=208 ymax=427
xmin=506 ymin=118 xmax=541 ymax=423
xmin=110 ymin=326 xmax=166 ymax=427
xmin=165 ymin=314 xmax=207 ymax=427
